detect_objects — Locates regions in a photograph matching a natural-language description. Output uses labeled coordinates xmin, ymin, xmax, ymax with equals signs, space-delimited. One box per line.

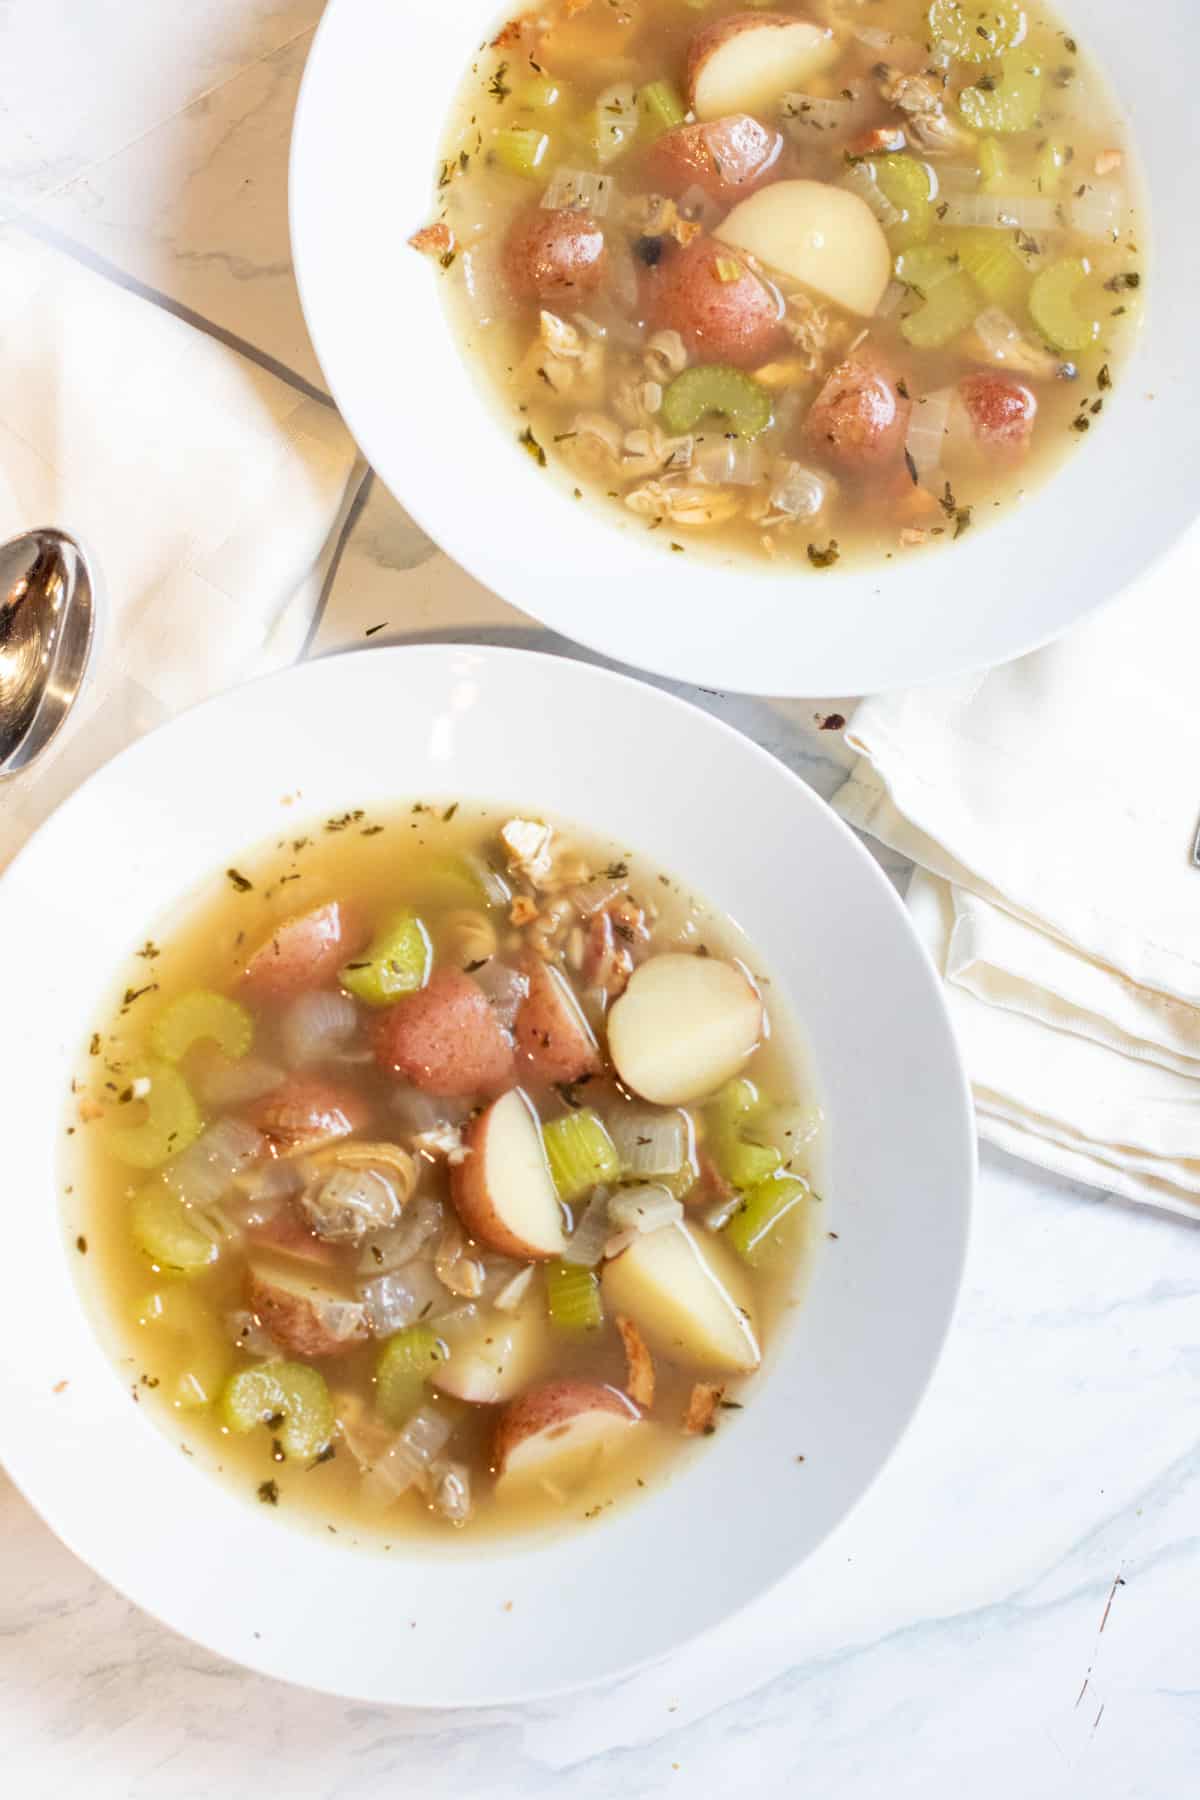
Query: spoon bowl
xmin=0 ymin=529 xmax=95 ymax=779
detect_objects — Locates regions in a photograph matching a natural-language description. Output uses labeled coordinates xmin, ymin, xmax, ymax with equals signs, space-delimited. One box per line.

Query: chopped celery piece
xmin=545 ymin=1260 xmax=603 ymax=1331
xmin=899 ymin=265 xmax=978 ymax=349
xmin=107 ymin=1059 xmax=202 ymax=1169
xmin=959 ymin=56 xmax=1042 ymax=135
xmin=130 ymin=1181 xmax=218 ymax=1273
xmin=872 ymin=154 xmax=934 ymax=251
xmin=221 ymin=1362 xmax=334 ymax=1460
xmin=339 ymin=908 xmax=431 ymax=1006
xmin=928 ymin=0 xmax=1028 ymax=63
xmin=376 ymin=1325 xmax=446 ymax=1426
xmin=543 ymin=1109 xmax=620 ymax=1201
xmin=492 ymin=126 xmax=553 ymax=180
xmin=978 ymin=136 xmax=1007 ymax=192
xmin=725 ymin=1174 xmax=809 ymax=1267
xmin=895 ymin=243 xmax=957 ymax=293
xmin=660 ymin=365 xmax=772 ymax=439
xmin=150 ymin=990 xmax=253 ymax=1063
xmin=709 ymin=1079 xmax=783 ymax=1191
xmin=950 ymin=228 xmax=1030 ymax=309
xmin=639 ymin=78 xmax=686 ymax=139
xmin=516 ymin=74 xmax=570 ymax=110
xmin=1034 ymin=138 xmax=1068 ymax=195
xmin=1029 ymin=256 xmax=1101 ymax=352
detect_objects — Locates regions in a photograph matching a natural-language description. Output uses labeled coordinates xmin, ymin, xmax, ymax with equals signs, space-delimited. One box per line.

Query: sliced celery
xmin=221 ymin=1362 xmax=334 ymax=1460
xmin=376 ymin=1325 xmax=446 ymax=1426
xmin=545 ymin=1260 xmax=603 ymax=1331
xmin=950 ymin=228 xmax=1029 ymax=310
xmin=978 ymin=136 xmax=1007 ymax=192
xmin=895 ymin=244 xmax=957 ymax=294
xmin=872 ymin=154 xmax=934 ymax=252
xmin=725 ymin=1174 xmax=809 ymax=1267
xmin=130 ymin=1181 xmax=219 ymax=1273
xmin=150 ymin=990 xmax=253 ymax=1063
xmin=516 ymin=74 xmax=570 ymax=111
xmin=1029 ymin=256 xmax=1101 ymax=352
xmin=543 ymin=1109 xmax=620 ymax=1201
xmin=959 ymin=56 xmax=1042 ymax=135
xmin=660 ymin=365 xmax=772 ymax=439
xmin=638 ymin=79 xmax=686 ymax=140
xmin=107 ymin=1059 xmax=202 ymax=1169
xmin=709 ymin=1078 xmax=783 ymax=1191
xmin=928 ymin=0 xmax=1028 ymax=63
xmin=492 ymin=126 xmax=553 ymax=180
xmin=339 ymin=908 xmax=431 ymax=1006
xmin=900 ymin=268 xmax=977 ymax=350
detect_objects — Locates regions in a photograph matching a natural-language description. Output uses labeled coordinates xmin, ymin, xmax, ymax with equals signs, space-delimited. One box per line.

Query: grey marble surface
xmin=0 ymin=5 xmax=1196 ymax=1795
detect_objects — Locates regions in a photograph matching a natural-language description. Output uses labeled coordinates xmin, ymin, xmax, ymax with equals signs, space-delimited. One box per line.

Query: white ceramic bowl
xmin=0 ymin=646 xmax=973 ymax=1703
xmin=290 ymin=0 xmax=1200 ymax=697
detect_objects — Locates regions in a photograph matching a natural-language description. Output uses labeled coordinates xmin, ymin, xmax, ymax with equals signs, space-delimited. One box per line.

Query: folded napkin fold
xmin=0 ymin=226 xmax=364 ymax=866
xmin=834 ymin=522 xmax=1200 ymax=1218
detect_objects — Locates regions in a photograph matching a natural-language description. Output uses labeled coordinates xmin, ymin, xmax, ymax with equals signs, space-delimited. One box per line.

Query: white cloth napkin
xmin=834 ymin=521 xmax=1200 ymax=1219
xmin=0 ymin=226 xmax=364 ymax=865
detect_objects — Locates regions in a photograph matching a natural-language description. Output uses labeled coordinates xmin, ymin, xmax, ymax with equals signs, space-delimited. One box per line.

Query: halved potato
xmin=432 ymin=1301 xmax=549 ymax=1405
xmin=716 ymin=180 xmax=892 ymax=317
xmin=687 ymin=13 xmax=837 ymax=121
xmin=599 ymin=1221 xmax=760 ymax=1373
xmin=606 ymin=953 xmax=763 ymax=1106
xmin=246 ymin=1260 xmax=368 ymax=1359
xmin=494 ymin=1379 xmax=641 ymax=1489
xmin=451 ymin=1088 xmax=567 ymax=1260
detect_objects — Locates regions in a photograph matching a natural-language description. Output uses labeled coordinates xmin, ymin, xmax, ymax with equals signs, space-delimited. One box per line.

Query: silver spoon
xmin=0 ymin=529 xmax=95 ymax=779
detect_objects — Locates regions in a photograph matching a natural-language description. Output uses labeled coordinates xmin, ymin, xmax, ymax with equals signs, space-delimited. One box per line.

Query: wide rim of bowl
xmin=289 ymin=0 xmax=1200 ymax=697
xmin=0 ymin=644 xmax=975 ymax=1703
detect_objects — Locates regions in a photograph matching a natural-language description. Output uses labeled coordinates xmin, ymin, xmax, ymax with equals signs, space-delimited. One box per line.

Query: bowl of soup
xmin=291 ymin=0 xmax=1200 ymax=695
xmin=0 ymin=644 xmax=973 ymax=1702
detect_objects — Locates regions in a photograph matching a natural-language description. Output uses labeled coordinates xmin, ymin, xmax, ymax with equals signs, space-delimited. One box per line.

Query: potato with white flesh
xmin=607 ymin=953 xmax=763 ymax=1106
xmin=600 ymin=1221 xmax=761 ymax=1373
xmin=246 ymin=1259 xmax=369 ymax=1358
xmin=432 ymin=1302 xmax=549 ymax=1404
xmin=494 ymin=1379 xmax=641 ymax=1489
xmin=451 ymin=1088 xmax=567 ymax=1259
xmin=686 ymin=12 xmax=836 ymax=121
xmin=715 ymin=181 xmax=892 ymax=317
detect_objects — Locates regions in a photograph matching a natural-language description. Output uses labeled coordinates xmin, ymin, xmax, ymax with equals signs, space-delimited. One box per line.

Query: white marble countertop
xmin=2 ymin=5 xmax=1197 ymax=1795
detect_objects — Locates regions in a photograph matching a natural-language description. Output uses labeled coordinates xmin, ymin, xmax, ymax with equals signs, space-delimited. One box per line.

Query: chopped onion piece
xmin=595 ymin=83 xmax=637 ymax=165
xmin=431 ymin=1459 xmax=472 ymax=1525
xmin=875 ymin=279 xmax=907 ymax=320
xmin=904 ymin=386 xmax=959 ymax=482
xmin=280 ymin=990 xmax=359 ymax=1068
xmin=164 ymin=1119 xmax=266 ymax=1209
xmin=372 ymin=1405 xmax=454 ymax=1497
xmin=940 ymin=194 xmax=1059 ymax=231
xmin=493 ymin=1265 xmax=536 ymax=1313
xmin=570 ymin=874 xmax=623 ymax=917
xmin=606 ymin=233 xmax=639 ymax=312
xmin=358 ymin=1194 xmax=444 ymax=1274
xmin=472 ymin=959 xmax=529 ymax=1030
xmin=436 ymin=1218 xmax=485 ymax=1297
xmin=359 ymin=1266 xmax=441 ymax=1335
xmin=608 ymin=1184 xmax=685 ymax=1234
xmin=462 ymin=850 xmax=512 ymax=908
xmin=196 ymin=1056 xmax=284 ymax=1108
xmin=606 ymin=1109 xmax=685 ymax=1176
xmin=541 ymin=166 xmax=613 ymax=216
xmin=782 ymin=86 xmax=871 ymax=141
xmin=840 ymin=161 xmax=902 ymax=229
xmin=227 ymin=1309 xmax=277 ymax=1357
xmin=460 ymin=244 xmax=506 ymax=326
xmin=770 ymin=462 xmax=827 ymax=520
xmin=1069 ymin=185 xmax=1123 ymax=240
xmin=692 ymin=436 xmax=767 ymax=487
xmin=562 ymin=1190 xmax=613 ymax=1267
xmin=700 ymin=1195 xmax=742 ymax=1232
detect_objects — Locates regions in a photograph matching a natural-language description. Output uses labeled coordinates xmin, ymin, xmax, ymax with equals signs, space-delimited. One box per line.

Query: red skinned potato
xmin=514 ymin=953 xmax=602 ymax=1085
xmin=450 ymin=1087 xmax=567 ymax=1259
xmin=643 ymin=115 xmax=783 ymax=205
xmin=803 ymin=353 xmax=912 ymax=477
xmin=245 ymin=1076 xmax=370 ymax=1157
xmin=373 ymin=968 xmax=515 ymax=1097
xmin=493 ymin=1379 xmax=641 ymax=1487
xmin=647 ymin=237 xmax=784 ymax=369
xmin=959 ymin=372 xmax=1037 ymax=456
xmin=241 ymin=901 xmax=364 ymax=1001
xmin=246 ymin=1261 xmax=368 ymax=1359
xmin=503 ymin=205 xmax=607 ymax=302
